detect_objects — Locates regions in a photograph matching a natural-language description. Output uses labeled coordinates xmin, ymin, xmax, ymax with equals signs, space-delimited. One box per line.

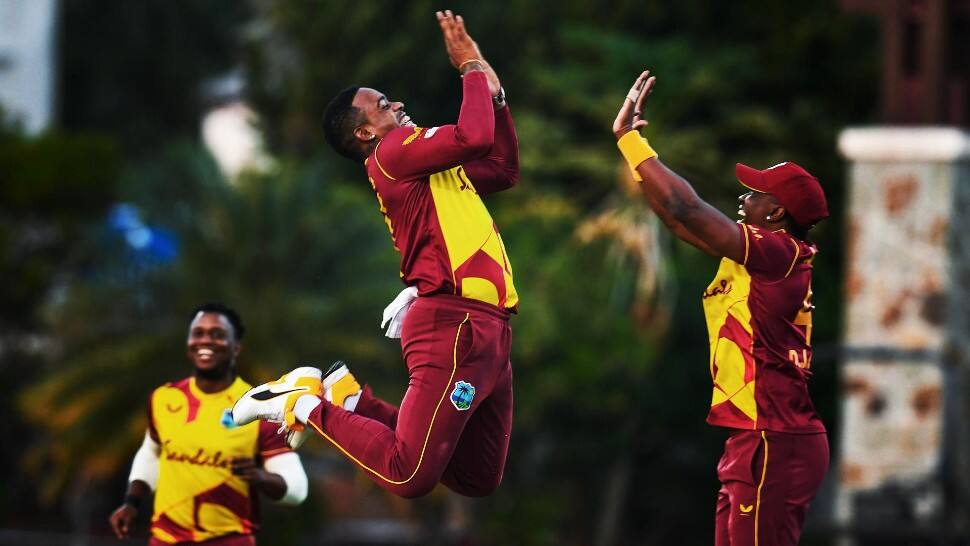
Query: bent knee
xmin=394 ymin=480 xmax=438 ymax=499
xmin=451 ymin=475 xmax=503 ymax=497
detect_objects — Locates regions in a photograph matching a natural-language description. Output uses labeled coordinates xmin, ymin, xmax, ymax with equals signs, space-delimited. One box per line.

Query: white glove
xmin=381 ymin=286 xmax=419 ymax=339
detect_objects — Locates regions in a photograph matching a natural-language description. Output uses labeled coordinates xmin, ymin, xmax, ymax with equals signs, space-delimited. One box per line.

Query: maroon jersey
xmin=364 ymin=71 xmax=519 ymax=310
xmin=702 ymin=223 xmax=824 ymax=433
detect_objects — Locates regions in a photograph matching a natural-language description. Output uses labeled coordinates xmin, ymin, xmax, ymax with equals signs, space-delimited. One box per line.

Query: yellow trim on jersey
xmin=307 ymin=314 xmax=470 ymax=485
xmin=402 ymin=127 xmax=423 ymax=146
xmin=154 ymin=528 xmax=178 ymax=544
xmin=741 ymin=223 xmax=751 ymax=265
xmin=261 ymin=447 xmax=290 ymax=458
xmin=783 ymin=237 xmax=801 ymax=278
xmin=754 ymin=431 xmax=769 ymax=546
xmin=805 ymin=245 xmax=817 ymax=265
xmin=494 ymin=230 xmax=518 ymax=307
xmin=794 ymin=285 xmax=814 ymax=345
xmin=372 ymin=140 xmax=397 ymax=181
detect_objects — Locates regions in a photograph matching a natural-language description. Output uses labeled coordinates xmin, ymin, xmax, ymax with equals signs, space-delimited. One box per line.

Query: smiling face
xmin=737 ymin=190 xmax=786 ymax=228
xmin=186 ymin=311 xmax=239 ymax=379
xmin=351 ymin=87 xmax=415 ymax=145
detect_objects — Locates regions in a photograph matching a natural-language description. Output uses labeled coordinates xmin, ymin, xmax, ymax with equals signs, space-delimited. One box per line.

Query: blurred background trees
xmin=2 ymin=1 xmax=879 ymax=544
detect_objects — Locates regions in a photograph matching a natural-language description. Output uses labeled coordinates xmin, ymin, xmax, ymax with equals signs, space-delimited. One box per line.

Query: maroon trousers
xmin=307 ymin=294 xmax=513 ymax=498
xmin=715 ymin=429 xmax=829 ymax=546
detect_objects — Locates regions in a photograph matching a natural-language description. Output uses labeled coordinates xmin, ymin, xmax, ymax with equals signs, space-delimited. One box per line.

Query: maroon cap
xmin=735 ymin=162 xmax=829 ymax=228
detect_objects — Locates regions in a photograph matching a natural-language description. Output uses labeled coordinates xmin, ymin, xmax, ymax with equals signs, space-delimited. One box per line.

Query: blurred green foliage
xmin=4 ymin=1 xmax=879 ymax=544
xmin=59 ymin=0 xmax=250 ymax=153
xmin=0 ymin=107 xmax=120 ymax=524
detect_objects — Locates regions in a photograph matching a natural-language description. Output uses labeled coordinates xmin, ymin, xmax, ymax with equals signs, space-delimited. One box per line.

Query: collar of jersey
xmin=189 ymin=376 xmax=245 ymax=399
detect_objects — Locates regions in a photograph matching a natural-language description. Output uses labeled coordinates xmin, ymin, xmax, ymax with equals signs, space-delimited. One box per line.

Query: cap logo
xmin=766 ymin=162 xmax=790 ymax=170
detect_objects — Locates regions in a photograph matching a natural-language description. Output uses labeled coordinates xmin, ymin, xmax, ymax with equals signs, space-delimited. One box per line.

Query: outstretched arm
xmin=373 ymin=11 xmax=496 ymax=180
xmin=438 ymin=10 xmax=502 ymax=96
xmin=440 ymin=11 xmax=519 ymax=194
xmin=462 ymin=104 xmax=519 ymax=194
xmin=636 ymin=174 xmax=720 ymax=257
xmin=612 ymin=71 xmax=745 ymax=262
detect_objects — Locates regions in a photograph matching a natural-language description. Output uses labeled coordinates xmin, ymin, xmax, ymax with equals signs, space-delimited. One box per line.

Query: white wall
xmin=0 ymin=0 xmax=57 ymax=134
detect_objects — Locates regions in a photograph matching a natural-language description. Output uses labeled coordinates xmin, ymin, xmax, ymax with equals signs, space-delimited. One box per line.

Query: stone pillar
xmin=836 ymin=127 xmax=970 ymax=542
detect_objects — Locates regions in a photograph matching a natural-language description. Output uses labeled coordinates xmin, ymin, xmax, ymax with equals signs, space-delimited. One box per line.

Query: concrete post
xmin=836 ymin=127 xmax=970 ymax=542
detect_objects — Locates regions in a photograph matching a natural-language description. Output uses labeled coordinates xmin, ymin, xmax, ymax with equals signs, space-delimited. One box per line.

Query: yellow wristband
xmin=617 ymin=131 xmax=658 ymax=179
xmin=628 ymin=165 xmax=643 ymax=182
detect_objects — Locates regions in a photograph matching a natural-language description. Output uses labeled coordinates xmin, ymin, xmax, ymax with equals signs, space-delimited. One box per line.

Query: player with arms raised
xmin=612 ymin=71 xmax=829 ymax=545
xmin=232 ymin=10 xmax=518 ymax=499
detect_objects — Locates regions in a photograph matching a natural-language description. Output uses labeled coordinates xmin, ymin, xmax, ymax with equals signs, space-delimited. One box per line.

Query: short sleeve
xmin=257 ymin=420 xmax=292 ymax=460
xmin=146 ymin=390 xmax=160 ymax=443
xmin=740 ymin=224 xmax=800 ymax=280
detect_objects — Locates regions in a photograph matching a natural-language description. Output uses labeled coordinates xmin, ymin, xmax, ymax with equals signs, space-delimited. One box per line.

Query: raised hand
xmin=436 ymin=10 xmax=502 ymax=96
xmin=437 ymin=10 xmax=479 ymax=70
xmin=612 ymin=70 xmax=656 ymax=138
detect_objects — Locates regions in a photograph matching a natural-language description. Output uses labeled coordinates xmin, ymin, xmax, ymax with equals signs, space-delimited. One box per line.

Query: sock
xmin=293 ymin=395 xmax=322 ymax=424
xmin=344 ymin=391 xmax=361 ymax=412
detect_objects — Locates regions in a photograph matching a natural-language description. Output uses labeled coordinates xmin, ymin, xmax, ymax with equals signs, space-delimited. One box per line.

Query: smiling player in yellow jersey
xmin=109 ymin=303 xmax=308 ymax=546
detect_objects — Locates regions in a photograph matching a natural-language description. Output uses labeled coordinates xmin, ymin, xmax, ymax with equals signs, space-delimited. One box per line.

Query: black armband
xmin=123 ymin=494 xmax=142 ymax=509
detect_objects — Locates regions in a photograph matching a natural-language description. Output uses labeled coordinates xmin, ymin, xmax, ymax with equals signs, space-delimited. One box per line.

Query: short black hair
xmin=322 ymin=86 xmax=365 ymax=161
xmin=191 ymin=302 xmax=245 ymax=340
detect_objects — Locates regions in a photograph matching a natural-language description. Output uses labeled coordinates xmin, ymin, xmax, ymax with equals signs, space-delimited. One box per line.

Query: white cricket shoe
xmin=323 ymin=361 xmax=362 ymax=411
xmin=282 ymin=361 xmax=361 ymax=450
xmin=231 ymin=366 xmax=322 ymax=431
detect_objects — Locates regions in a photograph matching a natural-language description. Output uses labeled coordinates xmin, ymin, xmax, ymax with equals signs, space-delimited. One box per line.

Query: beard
xmin=195 ymin=361 xmax=233 ymax=381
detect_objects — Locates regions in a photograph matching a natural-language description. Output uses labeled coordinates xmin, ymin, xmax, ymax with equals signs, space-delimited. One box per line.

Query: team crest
xmin=450 ymin=381 xmax=476 ymax=411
